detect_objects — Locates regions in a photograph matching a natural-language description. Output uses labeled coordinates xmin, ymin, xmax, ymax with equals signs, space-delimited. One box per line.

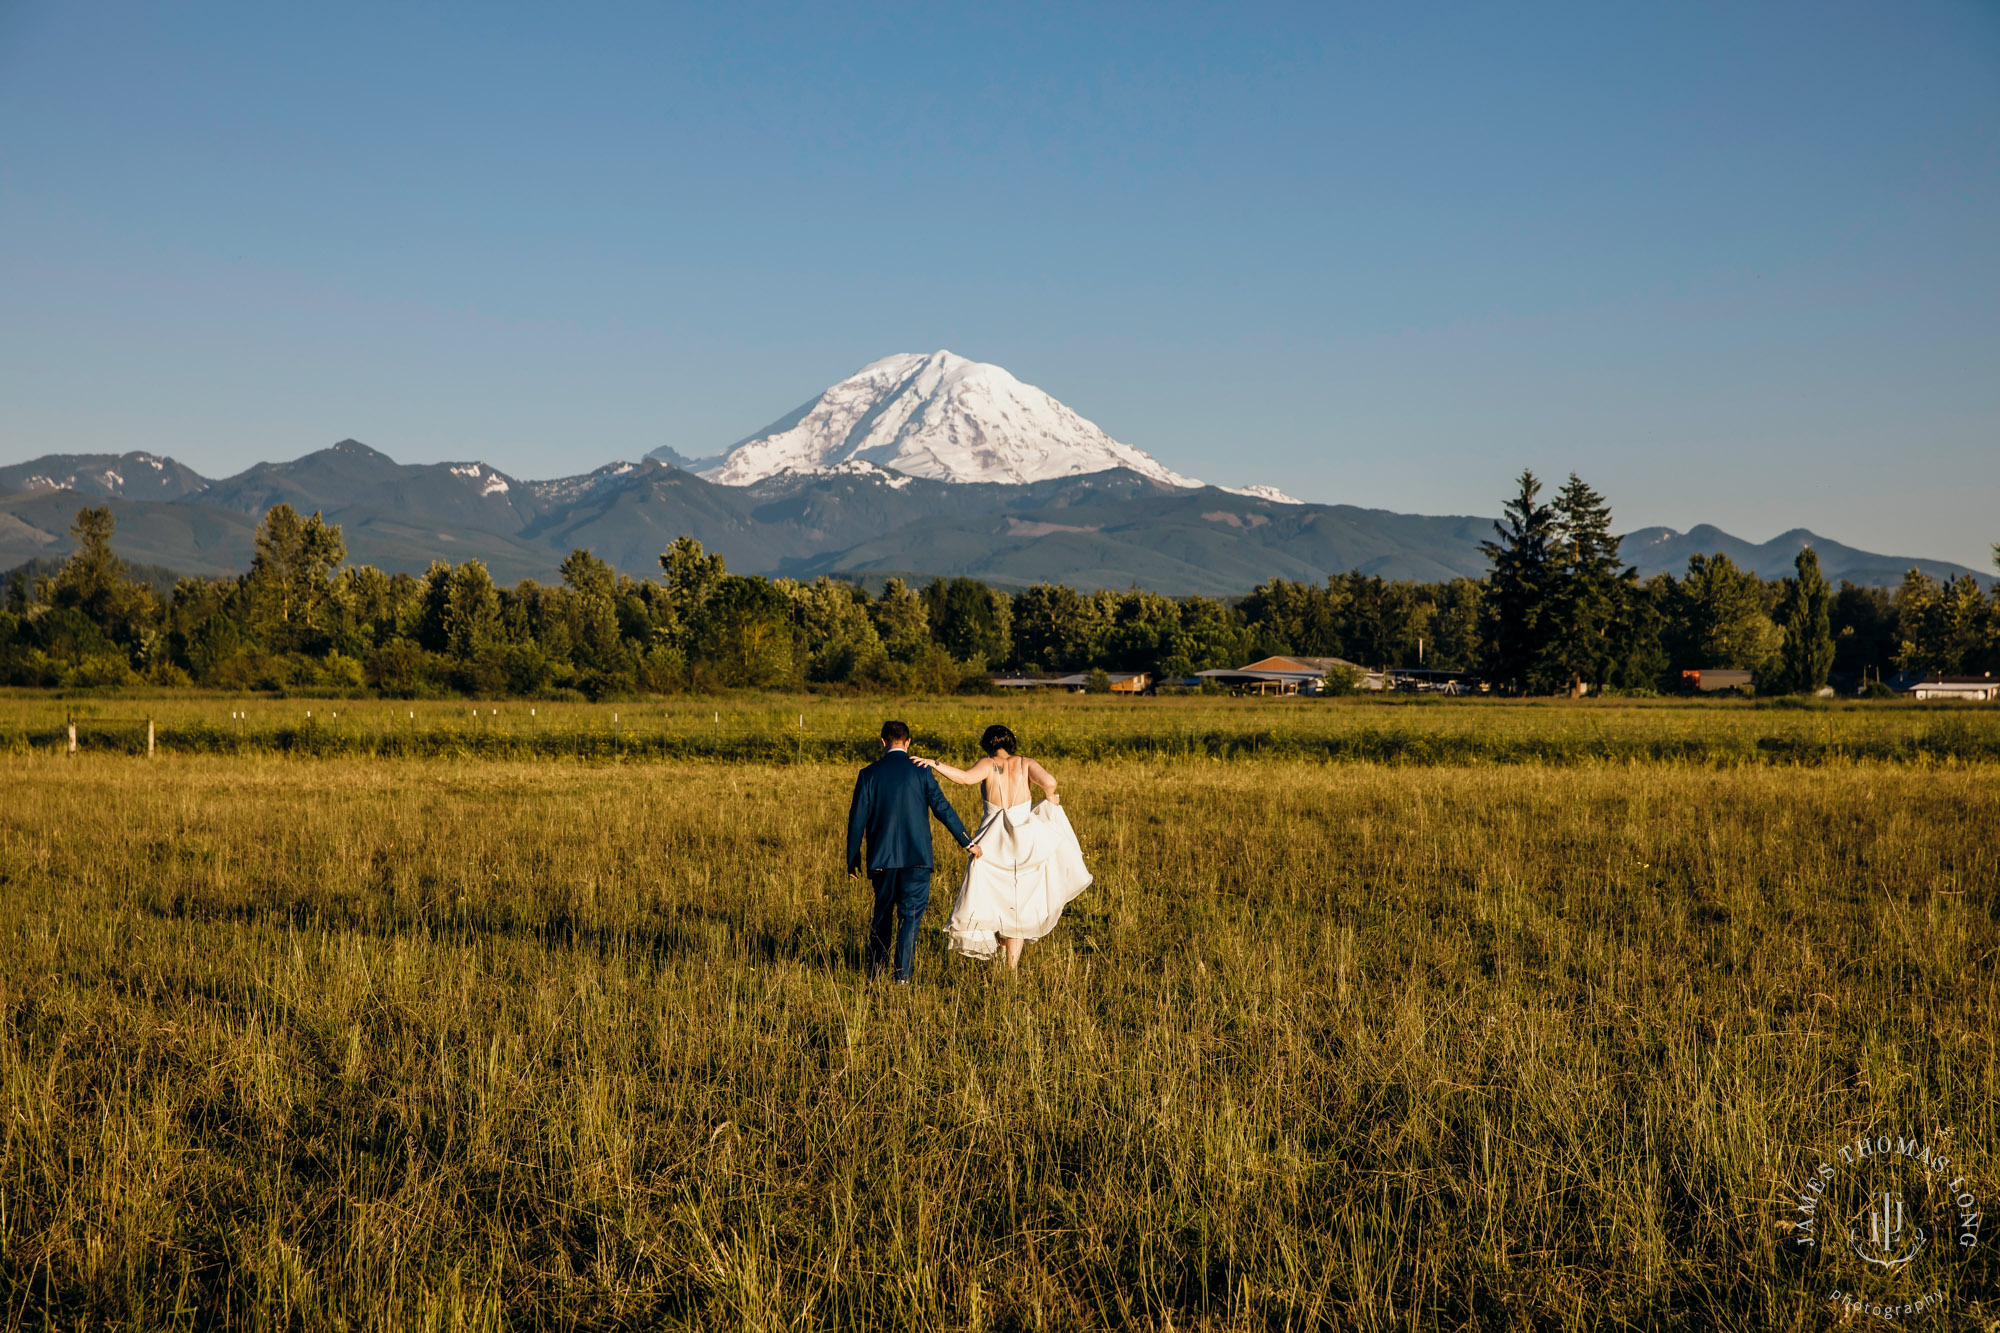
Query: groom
xmin=847 ymin=720 xmax=981 ymax=982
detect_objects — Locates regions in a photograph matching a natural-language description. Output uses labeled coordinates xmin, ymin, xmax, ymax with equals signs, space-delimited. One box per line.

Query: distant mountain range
xmin=1 ymin=352 xmax=1986 ymax=593
xmin=0 ymin=442 xmax=1983 ymax=595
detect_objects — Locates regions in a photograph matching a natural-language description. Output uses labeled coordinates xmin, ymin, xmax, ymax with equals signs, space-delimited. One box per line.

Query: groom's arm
xmin=922 ymin=770 xmax=976 ymax=852
xmin=846 ymin=770 xmax=871 ymax=876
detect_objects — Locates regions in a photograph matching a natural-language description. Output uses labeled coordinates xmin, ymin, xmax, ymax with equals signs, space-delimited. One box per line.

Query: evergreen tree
xmin=1773 ymin=546 xmax=1834 ymax=693
xmin=42 ymin=506 xmax=160 ymax=661
xmin=1603 ymin=571 xmax=1667 ymax=690
xmin=45 ymin=507 xmax=124 ymax=619
xmin=1478 ymin=471 xmax=1558 ymax=692
xmin=1543 ymin=474 xmax=1623 ymax=693
xmin=1830 ymin=582 xmax=1896 ymax=686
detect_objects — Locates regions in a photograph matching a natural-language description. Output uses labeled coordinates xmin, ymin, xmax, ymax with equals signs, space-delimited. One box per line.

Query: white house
xmin=1894 ymin=674 xmax=1999 ymax=701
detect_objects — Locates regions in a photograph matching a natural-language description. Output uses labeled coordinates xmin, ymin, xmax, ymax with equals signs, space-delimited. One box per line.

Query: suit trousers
xmin=868 ymin=866 xmax=932 ymax=982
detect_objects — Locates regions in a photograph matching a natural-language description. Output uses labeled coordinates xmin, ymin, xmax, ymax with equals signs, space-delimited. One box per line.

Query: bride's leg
xmin=1004 ymin=936 xmax=1025 ymax=969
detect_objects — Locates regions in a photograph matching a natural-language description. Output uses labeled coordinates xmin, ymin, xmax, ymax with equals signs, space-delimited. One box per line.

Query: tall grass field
xmin=2 ymin=695 xmax=1995 ymax=1328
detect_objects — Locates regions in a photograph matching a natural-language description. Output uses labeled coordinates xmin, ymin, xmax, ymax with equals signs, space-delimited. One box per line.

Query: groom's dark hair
xmin=880 ymin=720 xmax=911 ymax=744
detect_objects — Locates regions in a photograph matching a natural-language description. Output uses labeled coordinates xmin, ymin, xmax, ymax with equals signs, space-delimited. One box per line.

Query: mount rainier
xmin=4 ymin=352 xmax=1984 ymax=594
xmin=649 ymin=350 xmax=1301 ymax=502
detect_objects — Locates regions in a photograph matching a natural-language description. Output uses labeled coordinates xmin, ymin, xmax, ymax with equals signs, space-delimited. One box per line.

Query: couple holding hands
xmin=845 ymin=720 xmax=1092 ymax=983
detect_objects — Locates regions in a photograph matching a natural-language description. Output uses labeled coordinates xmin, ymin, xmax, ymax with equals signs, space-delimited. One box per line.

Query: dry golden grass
xmin=1 ymin=743 xmax=1995 ymax=1328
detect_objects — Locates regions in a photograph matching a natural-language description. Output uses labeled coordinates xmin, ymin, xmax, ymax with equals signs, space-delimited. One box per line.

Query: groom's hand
xmin=966 ymin=844 xmax=983 ymax=860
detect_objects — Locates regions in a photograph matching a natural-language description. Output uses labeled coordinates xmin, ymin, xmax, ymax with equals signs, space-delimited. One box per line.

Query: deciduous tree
xmin=1011 ymin=583 xmax=1106 ymax=671
xmin=246 ymin=505 xmax=346 ymax=652
xmin=1895 ymin=570 xmax=1986 ymax=676
xmin=695 ymin=576 xmax=793 ymax=686
xmin=783 ymin=577 xmax=881 ymax=682
xmin=1661 ymin=553 xmax=1780 ymax=674
xmin=868 ymin=578 xmax=932 ymax=664
xmin=923 ymin=577 xmax=1010 ymax=668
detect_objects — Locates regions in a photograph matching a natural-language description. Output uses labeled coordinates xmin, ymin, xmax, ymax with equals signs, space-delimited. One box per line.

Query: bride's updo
xmin=980 ymin=725 xmax=1018 ymax=757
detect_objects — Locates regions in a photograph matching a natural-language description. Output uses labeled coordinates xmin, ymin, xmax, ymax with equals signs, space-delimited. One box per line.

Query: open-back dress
xmin=942 ymin=755 xmax=1093 ymax=960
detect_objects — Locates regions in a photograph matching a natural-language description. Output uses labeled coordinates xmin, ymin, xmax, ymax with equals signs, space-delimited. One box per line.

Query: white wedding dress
xmin=943 ymin=763 xmax=1093 ymax=960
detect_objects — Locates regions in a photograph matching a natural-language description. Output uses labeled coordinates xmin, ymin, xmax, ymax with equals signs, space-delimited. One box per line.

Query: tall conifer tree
xmin=1545 ymin=474 xmax=1623 ymax=694
xmin=1479 ymin=471 xmax=1557 ymax=692
xmin=1775 ymin=546 xmax=1834 ymax=693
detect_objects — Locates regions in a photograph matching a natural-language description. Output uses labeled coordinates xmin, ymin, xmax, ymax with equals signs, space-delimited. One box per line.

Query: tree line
xmin=3 ymin=472 xmax=1996 ymax=697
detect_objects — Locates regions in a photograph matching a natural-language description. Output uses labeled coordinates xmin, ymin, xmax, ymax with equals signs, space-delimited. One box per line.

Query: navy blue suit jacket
xmin=847 ymin=749 xmax=974 ymax=874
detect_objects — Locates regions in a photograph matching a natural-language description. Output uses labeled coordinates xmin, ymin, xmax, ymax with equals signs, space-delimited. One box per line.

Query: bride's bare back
xmin=983 ymin=755 xmax=1032 ymax=807
xmin=918 ymin=750 xmax=1060 ymax=806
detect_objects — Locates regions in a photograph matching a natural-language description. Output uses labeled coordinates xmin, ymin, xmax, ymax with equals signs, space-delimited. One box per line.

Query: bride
xmin=915 ymin=725 xmax=1092 ymax=968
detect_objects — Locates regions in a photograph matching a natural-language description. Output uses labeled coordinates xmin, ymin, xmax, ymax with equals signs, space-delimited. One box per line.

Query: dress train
xmin=943 ymin=799 xmax=1092 ymax=960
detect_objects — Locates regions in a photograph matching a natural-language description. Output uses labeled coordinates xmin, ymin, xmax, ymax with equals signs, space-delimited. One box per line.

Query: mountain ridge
xmin=0 ymin=441 xmax=1986 ymax=596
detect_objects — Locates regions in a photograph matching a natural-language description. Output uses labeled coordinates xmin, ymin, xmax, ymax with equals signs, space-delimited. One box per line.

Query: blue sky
xmin=2 ymin=1 xmax=1996 ymax=566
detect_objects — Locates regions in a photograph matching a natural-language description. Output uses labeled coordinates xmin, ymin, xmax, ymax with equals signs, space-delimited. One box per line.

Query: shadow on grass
xmin=134 ymin=888 xmax=869 ymax=978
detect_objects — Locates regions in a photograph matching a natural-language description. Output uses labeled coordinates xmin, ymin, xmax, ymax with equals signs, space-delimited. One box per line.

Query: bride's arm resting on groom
xmin=915 ymin=755 xmax=1062 ymax=804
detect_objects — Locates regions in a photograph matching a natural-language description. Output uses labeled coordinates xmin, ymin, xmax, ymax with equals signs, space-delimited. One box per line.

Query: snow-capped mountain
xmin=658 ymin=351 xmax=1204 ymax=489
xmin=523 ymin=459 xmax=643 ymax=506
xmin=0 ymin=451 xmax=211 ymax=501
xmin=1221 ymin=484 xmax=1303 ymax=505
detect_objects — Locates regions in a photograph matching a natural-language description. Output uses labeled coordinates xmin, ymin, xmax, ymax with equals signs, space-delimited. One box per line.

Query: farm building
xmin=1060 ymin=671 xmax=1149 ymax=694
xmin=1197 ymin=655 xmax=1383 ymax=695
xmin=1383 ymin=668 xmax=1483 ymax=694
xmin=1681 ymin=668 xmax=1754 ymax=693
xmin=993 ymin=672 xmax=1150 ymax=694
xmin=1244 ymin=655 xmax=1363 ymax=677
xmin=1890 ymin=673 xmax=1999 ymax=701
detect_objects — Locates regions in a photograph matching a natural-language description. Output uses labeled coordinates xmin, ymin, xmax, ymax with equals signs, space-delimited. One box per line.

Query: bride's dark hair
xmin=979 ymin=724 xmax=1018 ymax=756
